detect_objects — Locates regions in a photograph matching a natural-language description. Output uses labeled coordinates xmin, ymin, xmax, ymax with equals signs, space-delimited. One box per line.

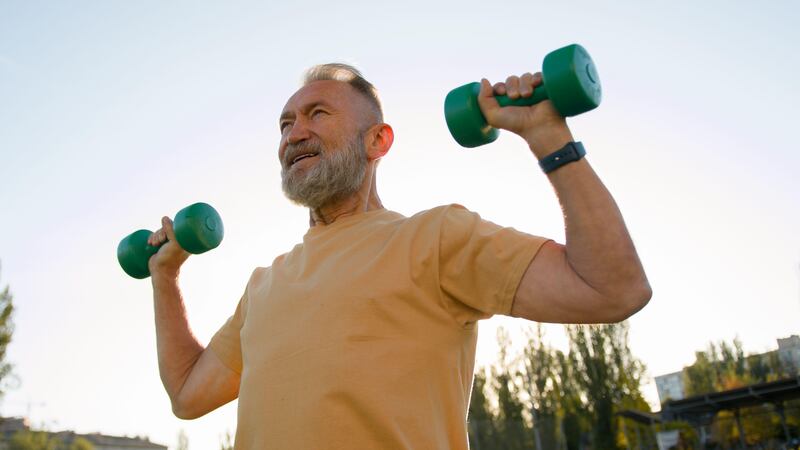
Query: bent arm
xmin=511 ymin=134 xmax=652 ymax=323
xmin=475 ymin=75 xmax=651 ymax=323
xmin=152 ymin=275 xmax=240 ymax=419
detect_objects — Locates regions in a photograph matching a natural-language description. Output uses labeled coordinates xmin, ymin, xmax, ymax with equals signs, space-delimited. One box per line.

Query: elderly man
xmin=146 ymin=64 xmax=651 ymax=449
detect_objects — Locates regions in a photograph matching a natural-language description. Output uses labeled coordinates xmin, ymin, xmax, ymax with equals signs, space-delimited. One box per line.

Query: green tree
xmin=492 ymin=327 xmax=532 ymax=450
xmin=8 ymin=430 xmax=62 ymax=450
xmin=684 ymin=337 xmax=798 ymax=446
xmin=520 ymin=324 xmax=562 ymax=450
xmin=683 ymin=337 xmax=787 ymax=396
xmin=68 ymin=437 xmax=94 ymax=450
xmin=566 ymin=322 xmax=649 ymax=450
xmin=554 ymin=348 xmax=585 ymax=450
xmin=684 ymin=349 xmax=717 ymax=396
xmin=0 ymin=262 xmax=16 ymax=398
xmin=471 ymin=323 xmax=651 ymax=450
xmin=468 ymin=369 xmax=499 ymax=450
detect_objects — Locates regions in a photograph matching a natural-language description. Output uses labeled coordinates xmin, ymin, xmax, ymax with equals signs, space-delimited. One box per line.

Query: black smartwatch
xmin=538 ymin=141 xmax=586 ymax=174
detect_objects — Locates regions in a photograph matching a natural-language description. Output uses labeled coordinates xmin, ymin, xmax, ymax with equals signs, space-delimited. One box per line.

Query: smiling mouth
xmin=290 ymin=152 xmax=319 ymax=167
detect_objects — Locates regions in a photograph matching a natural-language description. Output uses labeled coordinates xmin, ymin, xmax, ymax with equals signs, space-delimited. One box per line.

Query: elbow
xmin=172 ymin=400 xmax=193 ymax=420
xmin=171 ymin=396 xmax=205 ymax=421
xmin=603 ymin=278 xmax=652 ymax=323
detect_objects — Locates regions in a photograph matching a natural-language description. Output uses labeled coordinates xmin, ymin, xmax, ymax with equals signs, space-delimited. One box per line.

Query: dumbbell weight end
xmin=117 ymin=229 xmax=161 ymax=279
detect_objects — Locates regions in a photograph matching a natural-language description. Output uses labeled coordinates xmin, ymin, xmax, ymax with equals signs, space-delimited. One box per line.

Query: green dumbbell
xmin=117 ymin=202 xmax=224 ymax=279
xmin=444 ymin=43 xmax=602 ymax=148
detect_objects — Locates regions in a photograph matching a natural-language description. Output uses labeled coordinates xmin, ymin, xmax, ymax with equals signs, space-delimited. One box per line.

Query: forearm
xmin=151 ymin=273 xmax=204 ymax=405
xmin=550 ymin=160 xmax=649 ymax=296
xmin=529 ymin=131 xmax=651 ymax=306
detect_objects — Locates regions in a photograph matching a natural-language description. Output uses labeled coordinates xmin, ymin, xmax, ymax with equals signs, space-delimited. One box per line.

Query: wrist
xmin=523 ymin=123 xmax=574 ymax=159
xmin=150 ymin=266 xmax=181 ymax=285
xmin=538 ymin=141 xmax=586 ymax=174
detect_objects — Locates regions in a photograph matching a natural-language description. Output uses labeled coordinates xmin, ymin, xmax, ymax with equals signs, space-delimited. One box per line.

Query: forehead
xmin=281 ymin=80 xmax=362 ymax=116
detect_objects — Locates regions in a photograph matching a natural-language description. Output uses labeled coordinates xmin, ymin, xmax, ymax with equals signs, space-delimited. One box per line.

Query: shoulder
xmin=243 ymin=266 xmax=271 ymax=293
xmin=408 ymin=203 xmax=478 ymax=224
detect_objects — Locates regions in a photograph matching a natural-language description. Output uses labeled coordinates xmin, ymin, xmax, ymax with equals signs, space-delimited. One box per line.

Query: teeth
xmin=292 ymin=153 xmax=318 ymax=165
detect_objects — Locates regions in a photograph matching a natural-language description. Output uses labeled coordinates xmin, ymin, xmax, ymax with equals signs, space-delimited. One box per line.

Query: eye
xmin=311 ymin=108 xmax=327 ymax=119
xmin=280 ymin=121 xmax=293 ymax=132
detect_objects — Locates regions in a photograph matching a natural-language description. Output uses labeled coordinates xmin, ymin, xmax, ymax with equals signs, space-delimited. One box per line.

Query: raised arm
xmin=148 ymin=217 xmax=240 ymax=419
xmin=476 ymin=74 xmax=651 ymax=324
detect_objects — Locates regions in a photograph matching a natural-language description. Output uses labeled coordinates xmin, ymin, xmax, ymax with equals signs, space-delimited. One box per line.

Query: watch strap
xmin=538 ymin=141 xmax=586 ymax=174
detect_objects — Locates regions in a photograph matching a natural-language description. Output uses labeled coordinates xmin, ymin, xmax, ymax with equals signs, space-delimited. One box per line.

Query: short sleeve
xmin=208 ymin=279 xmax=250 ymax=374
xmin=437 ymin=205 xmax=550 ymax=325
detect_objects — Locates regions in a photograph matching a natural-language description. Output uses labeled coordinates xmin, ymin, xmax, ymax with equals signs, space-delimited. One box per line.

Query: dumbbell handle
xmin=495 ymin=84 xmax=549 ymax=108
xmin=462 ymin=81 xmax=551 ymax=110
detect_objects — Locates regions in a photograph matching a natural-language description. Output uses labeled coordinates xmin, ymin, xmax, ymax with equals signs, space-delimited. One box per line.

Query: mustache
xmin=282 ymin=141 xmax=326 ymax=168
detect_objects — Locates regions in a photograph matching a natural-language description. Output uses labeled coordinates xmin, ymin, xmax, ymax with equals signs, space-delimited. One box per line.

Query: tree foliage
xmin=468 ymin=322 xmax=650 ymax=450
xmin=566 ymin=323 xmax=649 ymax=450
xmin=467 ymin=369 xmax=496 ymax=450
xmin=6 ymin=432 xmax=95 ymax=450
xmin=0 ymin=261 xmax=16 ymax=399
xmin=681 ymin=337 xmax=800 ymax=446
xmin=67 ymin=437 xmax=94 ymax=450
xmin=684 ymin=337 xmax=793 ymax=398
xmin=8 ymin=431 xmax=63 ymax=450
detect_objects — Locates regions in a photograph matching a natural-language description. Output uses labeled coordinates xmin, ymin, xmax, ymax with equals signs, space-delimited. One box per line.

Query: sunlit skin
xmin=278 ymin=80 xmax=394 ymax=226
xmin=141 ymin=71 xmax=651 ymax=420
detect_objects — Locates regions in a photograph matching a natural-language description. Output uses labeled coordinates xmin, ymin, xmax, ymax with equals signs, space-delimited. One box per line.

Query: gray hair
xmin=303 ymin=63 xmax=384 ymax=123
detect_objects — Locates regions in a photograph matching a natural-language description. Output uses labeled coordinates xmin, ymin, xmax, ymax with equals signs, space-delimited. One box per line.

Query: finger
xmin=477 ymin=78 xmax=501 ymax=120
xmin=505 ymin=75 xmax=520 ymax=99
xmin=148 ymin=227 xmax=165 ymax=247
xmin=532 ymin=72 xmax=543 ymax=87
xmin=520 ymin=72 xmax=535 ymax=97
xmin=492 ymin=81 xmax=507 ymax=96
xmin=162 ymin=216 xmax=177 ymax=242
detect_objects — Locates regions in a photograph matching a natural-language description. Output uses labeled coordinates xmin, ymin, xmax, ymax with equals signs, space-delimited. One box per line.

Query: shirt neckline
xmin=304 ymin=208 xmax=396 ymax=238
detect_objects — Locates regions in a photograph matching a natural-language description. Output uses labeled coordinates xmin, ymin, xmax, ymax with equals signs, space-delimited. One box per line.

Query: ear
xmin=365 ymin=123 xmax=394 ymax=162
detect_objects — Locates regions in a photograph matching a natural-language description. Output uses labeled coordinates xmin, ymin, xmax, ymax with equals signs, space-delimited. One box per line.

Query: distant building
xmin=0 ymin=417 xmax=29 ymax=434
xmin=0 ymin=417 xmax=167 ymax=450
xmin=777 ymin=334 xmax=800 ymax=373
xmin=655 ymin=370 xmax=686 ymax=403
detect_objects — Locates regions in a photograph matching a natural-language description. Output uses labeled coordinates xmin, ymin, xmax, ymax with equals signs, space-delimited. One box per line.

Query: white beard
xmin=281 ymin=134 xmax=367 ymax=210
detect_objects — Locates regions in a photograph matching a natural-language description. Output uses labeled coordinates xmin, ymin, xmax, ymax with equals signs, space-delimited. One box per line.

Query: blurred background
xmin=0 ymin=0 xmax=798 ymax=448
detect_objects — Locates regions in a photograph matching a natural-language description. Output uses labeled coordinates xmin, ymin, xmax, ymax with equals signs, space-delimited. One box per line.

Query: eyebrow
xmin=279 ymin=100 xmax=334 ymax=124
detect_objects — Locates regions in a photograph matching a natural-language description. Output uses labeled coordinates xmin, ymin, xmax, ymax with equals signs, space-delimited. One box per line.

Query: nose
xmin=286 ymin=117 xmax=311 ymax=145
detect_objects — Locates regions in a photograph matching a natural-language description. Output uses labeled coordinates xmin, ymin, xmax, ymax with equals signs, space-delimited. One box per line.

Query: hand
xmin=477 ymin=73 xmax=574 ymax=158
xmin=147 ymin=216 xmax=190 ymax=280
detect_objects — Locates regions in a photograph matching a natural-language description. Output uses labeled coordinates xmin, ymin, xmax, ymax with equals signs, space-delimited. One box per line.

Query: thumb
xmin=162 ymin=216 xmax=177 ymax=242
xmin=476 ymin=78 xmax=500 ymax=121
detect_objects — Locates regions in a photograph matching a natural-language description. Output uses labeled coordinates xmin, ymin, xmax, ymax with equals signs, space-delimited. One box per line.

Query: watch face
xmin=540 ymin=142 xmax=585 ymax=174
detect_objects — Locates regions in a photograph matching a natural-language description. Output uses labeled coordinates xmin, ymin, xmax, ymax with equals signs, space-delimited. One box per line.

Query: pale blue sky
xmin=1 ymin=1 xmax=799 ymax=448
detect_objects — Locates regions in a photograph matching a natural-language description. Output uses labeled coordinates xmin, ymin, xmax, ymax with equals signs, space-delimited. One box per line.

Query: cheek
xmin=278 ymin=142 xmax=287 ymax=162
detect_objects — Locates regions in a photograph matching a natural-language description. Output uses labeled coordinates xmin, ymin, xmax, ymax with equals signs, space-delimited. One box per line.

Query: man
xmin=146 ymin=64 xmax=651 ymax=449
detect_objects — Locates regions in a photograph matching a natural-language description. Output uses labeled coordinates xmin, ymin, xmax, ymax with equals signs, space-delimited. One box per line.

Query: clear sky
xmin=1 ymin=1 xmax=798 ymax=448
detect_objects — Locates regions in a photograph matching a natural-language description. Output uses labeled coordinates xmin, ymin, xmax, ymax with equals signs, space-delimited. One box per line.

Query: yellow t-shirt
xmin=209 ymin=205 xmax=549 ymax=449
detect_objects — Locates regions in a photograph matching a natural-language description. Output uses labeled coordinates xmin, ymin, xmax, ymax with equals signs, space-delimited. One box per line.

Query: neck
xmin=308 ymin=162 xmax=383 ymax=226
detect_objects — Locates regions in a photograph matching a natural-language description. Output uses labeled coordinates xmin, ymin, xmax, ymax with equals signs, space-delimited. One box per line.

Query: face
xmin=278 ymin=81 xmax=371 ymax=209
